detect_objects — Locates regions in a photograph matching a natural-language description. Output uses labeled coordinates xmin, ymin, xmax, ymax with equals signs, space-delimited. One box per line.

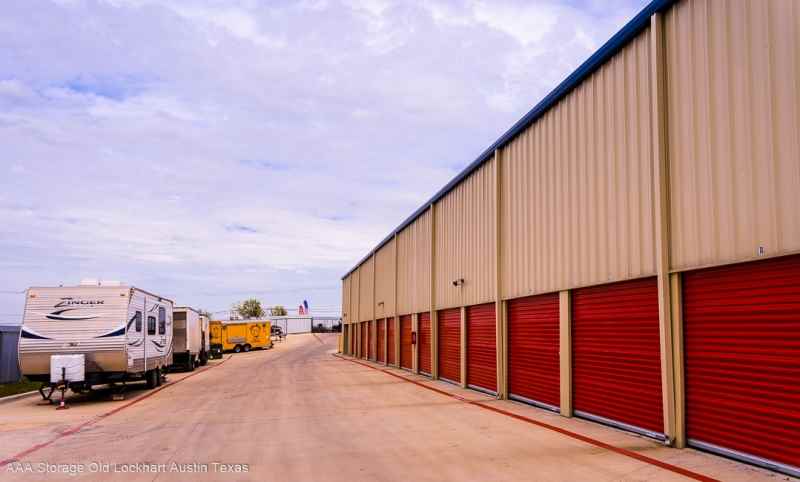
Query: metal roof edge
xmin=342 ymin=0 xmax=676 ymax=280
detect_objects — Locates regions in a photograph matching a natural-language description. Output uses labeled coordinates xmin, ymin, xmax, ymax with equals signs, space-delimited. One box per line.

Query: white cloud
xmin=0 ymin=0 xmax=649 ymax=319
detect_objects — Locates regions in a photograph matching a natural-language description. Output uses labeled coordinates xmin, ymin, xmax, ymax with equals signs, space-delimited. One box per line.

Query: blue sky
xmin=0 ymin=0 xmax=647 ymax=322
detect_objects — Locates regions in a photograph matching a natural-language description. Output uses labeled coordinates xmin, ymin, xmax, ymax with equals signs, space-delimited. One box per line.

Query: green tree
xmin=270 ymin=305 xmax=287 ymax=316
xmin=234 ymin=298 xmax=265 ymax=319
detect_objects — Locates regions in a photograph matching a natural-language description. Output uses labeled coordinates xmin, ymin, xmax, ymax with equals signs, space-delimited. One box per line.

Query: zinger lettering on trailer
xmin=47 ymin=298 xmax=105 ymax=320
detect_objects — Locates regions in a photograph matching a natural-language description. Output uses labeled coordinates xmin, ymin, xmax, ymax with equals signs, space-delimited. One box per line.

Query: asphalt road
xmin=0 ymin=333 xmax=790 ymax=481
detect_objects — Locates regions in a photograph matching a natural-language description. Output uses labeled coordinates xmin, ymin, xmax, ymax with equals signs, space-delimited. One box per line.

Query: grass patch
xmin=0 ymin=377 xmax=41 ymax=398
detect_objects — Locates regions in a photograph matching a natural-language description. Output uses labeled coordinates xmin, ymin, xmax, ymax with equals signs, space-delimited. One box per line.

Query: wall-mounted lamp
xmin=452 ymin=278 xmax=465 ymax=287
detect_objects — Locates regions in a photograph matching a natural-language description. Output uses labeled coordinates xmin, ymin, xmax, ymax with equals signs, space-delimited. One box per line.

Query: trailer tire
xmin=146 ymin=370 xmax=158 ymax=389
xmin=234 ymin=345 xmax=242 ymax=353
xmin=156 ymin=368 xmax=163 ymax=386
xmin=243 ymin=344 xmax=251 ymax=352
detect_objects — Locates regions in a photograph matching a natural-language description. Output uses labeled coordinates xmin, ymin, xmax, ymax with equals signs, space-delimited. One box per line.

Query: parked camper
xmin=19 ymin=282 xmax=173 ymax=395
xmin=170 ymin=307 xmax=209 ymax=371
xmin=212 ymin=320 xmax=272 ymax=353
xmin=199 ymin=313 xmax=210 ymax=365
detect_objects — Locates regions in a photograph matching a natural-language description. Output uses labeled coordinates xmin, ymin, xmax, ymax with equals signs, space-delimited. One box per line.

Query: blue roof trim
xmin=343 ymin=0 xmax=676 ymax=280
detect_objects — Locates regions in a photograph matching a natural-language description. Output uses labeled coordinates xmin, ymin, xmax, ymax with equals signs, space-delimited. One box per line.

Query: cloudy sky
xmin=0 ymin=0 xmax=647 ymax=323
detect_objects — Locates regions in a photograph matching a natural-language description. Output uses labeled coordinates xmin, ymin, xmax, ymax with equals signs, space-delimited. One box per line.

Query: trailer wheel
xmin=145 ymin=370 xmax=158 ymax=389
xmin=233 ymin=345 xmax=242 ymax=353
xmin=156 ymin=368 xmax=163 ymax=386
xmin=243 ymin=344 xmax=251 ymax=352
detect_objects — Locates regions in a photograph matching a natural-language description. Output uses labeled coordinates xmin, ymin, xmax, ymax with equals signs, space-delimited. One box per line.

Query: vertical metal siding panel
xmin=572 ymin=277 xmax=663 ymax=435
xmin=342 ymin=276 xmax=349 ymax=326
xmin=466 ymin=303 xmax=496 ymax=392
xmin=435 ymin=161 xmax=496 ymax=309
xmin=377 ymin=319 xmax=385 ymax=363
xmin=437 ymin=308 xmax=461 ymax=383
xmin=387 ymin=318 xmax=396 ymax=365
xmin=397 ymin=211 xmax=431 ymax=315
xmin=359 ymin=258 xmax=374 ymax=322
xmin=351 ymin=269 xmax=360 ymax=324
xmin=418 ymin=312 xmax=432 ymax=375
xmin=375 ymin=239 xmax=396 ymax=319
xmin=684 ymin=254 xmax=800 ymax=472
xmin=399 ymin=315 xmax=412 ymax=370
xmin=500 ymin=30 xmax=655 ymax=300
xmin=666 ymin=0 xmax=800 ymax=271
xmin=507 ymin=293 xmax=560 ymax=408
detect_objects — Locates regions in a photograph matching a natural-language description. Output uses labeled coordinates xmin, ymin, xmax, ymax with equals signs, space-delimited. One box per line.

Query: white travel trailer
xmin=170 ymin=307 xmax=209 ymax=371
xmin=19 ymin=282 xmax=173 ymax=393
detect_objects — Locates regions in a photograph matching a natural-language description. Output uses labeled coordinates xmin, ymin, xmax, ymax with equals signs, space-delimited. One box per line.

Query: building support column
xmin=393 ymin=233 xmax=399 ymax=368
xmin=651 ymin=12 xmax=677 ymax=444
xmin=559 ymin=290 xmax=573 ymax=417
xmin=493 ymin=149 xmax=506 ymax=399
xmin=670 ymin=273 xmax=686 ymax=448
xmin=429 ymin=203 xmax=439 ymax=380
xmin=460 ymin=306 xmax=467 ymax=388
xmin=394 ymin=316 xmax=400 ymax=368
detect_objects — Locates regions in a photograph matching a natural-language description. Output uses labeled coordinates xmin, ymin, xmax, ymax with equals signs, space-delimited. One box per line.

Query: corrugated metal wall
xmin=374 ymin=238 xmax=396 ymax=319
xmin=435 ymin=160 xmax=496 ymax=309
xmin=501 ymin=29 xmax=656 ymax=299
xmin=358 ymin=257 xmax=374 ymax=322
xmin=665 ymin=0 xmax=800 ymax=271
xmin=0 ymin=326 xmax=21 ymax=384
xmin=342 ymin=275 xmax=351 ymax=325
xmin=396 ymin=210 xmax=432 ymax=315
xmin=350 ymin=268 xmax=360 ymax=324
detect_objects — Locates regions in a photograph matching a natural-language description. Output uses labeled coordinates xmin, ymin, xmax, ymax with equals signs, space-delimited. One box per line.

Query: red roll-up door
xmin=387 ymin=318 xmax=396 ymax=365
xmin=358 ymin=322 xmax=367 ymax=358
xmin=684 ymin=255 xmax=800 ymax=475
xmin=367 ymin=320 xmax=375 ymax=360
xmin=572 ymin=277 xmax=663 ymax=438
xmin=377 ymin=319 xmax=385 ymax=363
xmin=466 ymin=303 xmax=496 ymax=393
xmin=438 ymin=308 xmax=461 ymax=384
xmin=419 ymin=312 xmax=432 ymax=375
xmin=508 ymin=293 xmax=560 ymax=408
xmin=400 ymin=315 xmax=412 ymax=370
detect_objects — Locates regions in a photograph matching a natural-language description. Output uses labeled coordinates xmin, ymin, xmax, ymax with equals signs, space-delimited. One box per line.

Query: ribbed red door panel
xmin=419 ymin=312 xmax=432 ymax=375
xmin=387 ymin=318 xmax=396 ymax=365
xmin=438 ymin=308 xmax=461 ymax=384
xmin=369 ymin=321 xmax=375 ymax=360
xmin=466 ymin=303 xmax=496 ymax=392
xmin=684 ymin=255 xmax=800 ymax=473
xmin=572 ymin=277 xmax=663 ymax=436
xmin=377 ymin=319 xmax=385 ymax=363
xmin=508 ymin=293 xmax=560 ymax=408
xmin=361 ymin=322 xmax=368 ymax=359
xmin=400 ymin=315 xmax=412 ymax=370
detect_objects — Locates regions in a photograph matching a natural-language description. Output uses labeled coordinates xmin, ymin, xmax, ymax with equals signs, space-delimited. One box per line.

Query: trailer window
xmin=148 ymin=316 xmax=156 ymax=335
xmin=135 ymin=312 xmax=142 ymax=332
xmin=158 ymin=307 xmax=166 ymax=334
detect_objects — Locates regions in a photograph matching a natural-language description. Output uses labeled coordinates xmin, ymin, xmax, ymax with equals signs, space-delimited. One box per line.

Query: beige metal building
xmin=340 ymin=0 xmax=800 ymax=477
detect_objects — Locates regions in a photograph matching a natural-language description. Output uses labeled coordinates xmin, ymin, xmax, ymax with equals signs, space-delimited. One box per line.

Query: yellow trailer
xmin=210 ymin=320 xmax=272 ymax=354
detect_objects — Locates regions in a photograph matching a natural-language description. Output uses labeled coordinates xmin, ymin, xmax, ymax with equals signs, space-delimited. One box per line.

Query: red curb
xmin=0 ymin=355 xmax=233 ymax=467
xmin=335 ymin=354 xmax=718 ymax=482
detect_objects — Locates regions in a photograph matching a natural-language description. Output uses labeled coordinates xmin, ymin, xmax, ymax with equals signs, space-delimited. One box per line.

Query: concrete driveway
xmin=0 ymin=333 xmax=792 ymax=481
